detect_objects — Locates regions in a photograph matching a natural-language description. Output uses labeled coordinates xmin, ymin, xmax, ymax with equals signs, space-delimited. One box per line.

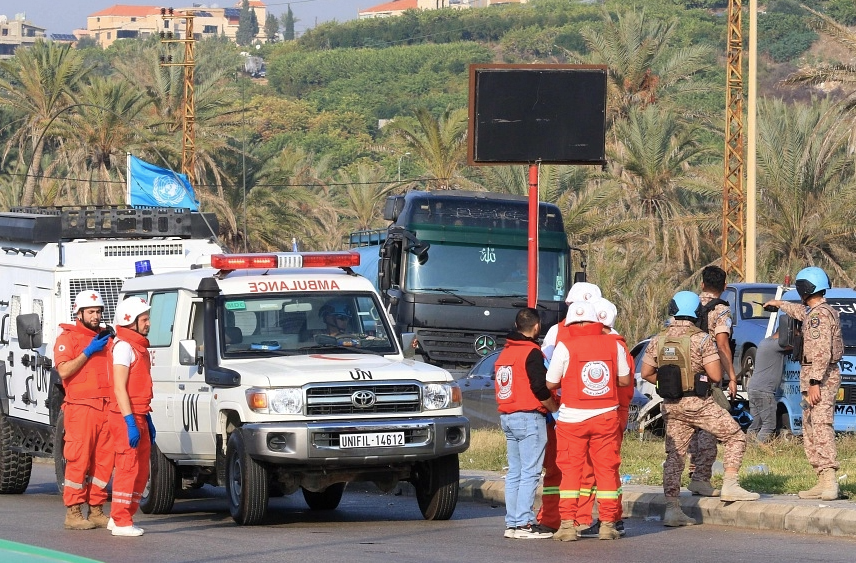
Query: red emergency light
xmin=210 ymin=251 xmax=360 ymax=271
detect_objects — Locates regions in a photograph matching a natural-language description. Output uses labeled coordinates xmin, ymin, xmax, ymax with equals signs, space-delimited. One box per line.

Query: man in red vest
xmin=495 ymin=308 xmax=557 ymax=539
xmin=546 ymin=300 xmax=631 ymax=541
xmin=54 ymin=290 xmax=114 ymax=530
xmin=107 ymin=297 xmax=155 ymax=537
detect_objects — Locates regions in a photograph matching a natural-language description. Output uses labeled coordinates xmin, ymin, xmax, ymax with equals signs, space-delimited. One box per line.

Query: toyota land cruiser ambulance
xmin=114 ymin=250 xmax=469 ymax=525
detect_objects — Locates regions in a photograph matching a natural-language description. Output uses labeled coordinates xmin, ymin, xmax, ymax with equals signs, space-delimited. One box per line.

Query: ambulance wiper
xmin=420 ymin=287 xmax=475 ymax=305
xmin=297 ymin=345 xmax=376 ymax=354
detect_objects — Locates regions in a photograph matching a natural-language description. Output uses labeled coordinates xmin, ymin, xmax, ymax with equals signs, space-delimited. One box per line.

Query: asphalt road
xmin=2 ymin=464 xmax=856 ymax=563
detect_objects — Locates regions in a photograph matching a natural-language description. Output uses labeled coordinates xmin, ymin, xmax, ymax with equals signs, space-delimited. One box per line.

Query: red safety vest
xmin=612 ymin=333 xmax=635 ymax=408
xmin=495 ymin=338 xmax=547 ymax=414
xmin=54 ymin=321 xmax=111 ymax=406
xmin=108 ymin=327 xmax=153 ymax=415
xmin=559 ymin=323 xmax=619 ymax=409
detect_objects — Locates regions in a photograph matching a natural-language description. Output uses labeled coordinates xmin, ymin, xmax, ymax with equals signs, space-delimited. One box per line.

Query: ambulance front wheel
xmin=226 ymin=429 xmax=270 ymax=525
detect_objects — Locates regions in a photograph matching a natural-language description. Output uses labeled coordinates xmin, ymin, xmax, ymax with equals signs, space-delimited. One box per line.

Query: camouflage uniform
xmin=688 ymin=292 xmax=734 ymax=482
xmin=779 ymin=301 xmax=843 ymax=473
xmin=643 ymin=320 xmax=747 ymax=498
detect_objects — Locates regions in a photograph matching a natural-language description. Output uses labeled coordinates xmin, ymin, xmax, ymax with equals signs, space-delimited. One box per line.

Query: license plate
xmin=340 ymin=432 xmax=405 ymax=448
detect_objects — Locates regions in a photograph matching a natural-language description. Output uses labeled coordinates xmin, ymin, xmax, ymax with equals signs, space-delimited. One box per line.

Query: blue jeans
xmin=500 ymin=411 xmax=548 ymax=528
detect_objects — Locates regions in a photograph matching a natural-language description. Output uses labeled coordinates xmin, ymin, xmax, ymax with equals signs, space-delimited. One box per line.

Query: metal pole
xmin=527 ymin=163 xmax=539 ymax=308
xmin=746 ymin=0 xmax=758 ymax=281
xmin=398 ymin=152 xmax=410 ymax=182
xmin=242 ymin=76 xmax=247 ymax=252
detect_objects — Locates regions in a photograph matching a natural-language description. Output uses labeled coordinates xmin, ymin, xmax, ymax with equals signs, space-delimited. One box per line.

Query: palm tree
xmin=609 ymin=105 xmax=719 ymax=273
xmin=0 ymin=40 xmax=90 ymax=206
xmin=755 ymin=97 xmax=856 ymax=285
xmin=334 ymin=163 xmax=400 ymax=232
xmin=385 ymin=107 xmax=476 ymax=191
xmin=569 ymin=8 xmax=713 ymax=124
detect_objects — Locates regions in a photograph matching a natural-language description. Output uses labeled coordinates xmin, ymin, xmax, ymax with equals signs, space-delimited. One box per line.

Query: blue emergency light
xmin=135 ymin=260 xmax=153 ymax=277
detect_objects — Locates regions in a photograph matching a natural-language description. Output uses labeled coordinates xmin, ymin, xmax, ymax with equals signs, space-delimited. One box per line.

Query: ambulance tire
xmin=53 ymin=410 xmax=66 ymax=494
xmin=412 ymin=453 xmax=459 ymax=521
xmin=226 ymin=430 xmax=269 ymax=525
xmin=0 ymin=412 xmax=32 ymax=494
xmin=302 ymin=482 xmax=345 ymax=510
xmin=140 ymin=444 xmax=177 ymax=514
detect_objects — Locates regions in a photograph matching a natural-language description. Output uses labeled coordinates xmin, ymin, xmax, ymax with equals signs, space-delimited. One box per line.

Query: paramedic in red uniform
xmin=107 ymin=297 xmax=155 ymax=537
xmin=54 ymin=290 xmax=114 ymax=530
xmin=546 ymin=300 xmax=631 ymax=541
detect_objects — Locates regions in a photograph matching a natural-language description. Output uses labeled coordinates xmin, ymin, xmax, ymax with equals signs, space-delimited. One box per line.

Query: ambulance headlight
xmin=422 ymin=382 xmax=462 ymax=410
xmin=270 ymin=388 xmax=303 ymax=414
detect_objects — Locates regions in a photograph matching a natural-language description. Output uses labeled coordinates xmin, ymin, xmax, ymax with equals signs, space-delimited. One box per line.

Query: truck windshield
xmin=404 ymin=244 xmax=568 ymax=301
xmin=219 ymin=292 xmax=397 ymax=357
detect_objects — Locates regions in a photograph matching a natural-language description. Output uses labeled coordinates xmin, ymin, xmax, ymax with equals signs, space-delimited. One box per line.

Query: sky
xmin=1 ymin=0 xmax=366 ymax=36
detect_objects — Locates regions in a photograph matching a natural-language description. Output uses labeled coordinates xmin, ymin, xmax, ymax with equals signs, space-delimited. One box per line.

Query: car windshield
xmin=219 ymin=292 xmax=397 ymax=357
xmin=740 ymin=288 xmax=777 ymax=320
xmin=405 ymin=244 xmax=568 ymax=301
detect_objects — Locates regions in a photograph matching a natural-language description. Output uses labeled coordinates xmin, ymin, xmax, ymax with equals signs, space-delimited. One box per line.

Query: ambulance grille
xmin=67 ymin=278 xmax=126 ymax=323
xmin=103 ymin=243 xmax=184 ymax=257
xmin=305 ymin=383 xmax=421 ymax=415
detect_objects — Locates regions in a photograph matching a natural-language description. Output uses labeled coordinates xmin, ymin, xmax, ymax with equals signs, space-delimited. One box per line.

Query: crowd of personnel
xmin=495 ymin=265 xmax=844 ymax=540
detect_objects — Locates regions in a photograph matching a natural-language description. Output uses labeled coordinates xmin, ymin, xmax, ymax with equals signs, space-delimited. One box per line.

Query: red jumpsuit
xmin=108 ymin=327 xmax=153 ymax=527
xmin=54 ymin=321 xmax=114 ymax=508
xmin=554 ymin=324 xmax=623 ymax=524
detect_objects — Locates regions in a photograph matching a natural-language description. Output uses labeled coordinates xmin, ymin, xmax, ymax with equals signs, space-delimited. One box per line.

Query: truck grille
xmin=306 ymin=383 xmax=421 ymax=415
xmin=416 ymin=329 xmax=506 ymax=364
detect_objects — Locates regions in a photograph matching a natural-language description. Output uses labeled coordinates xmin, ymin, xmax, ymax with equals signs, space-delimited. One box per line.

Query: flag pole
xmin=126 ymin=152 xmax=132 ymax=206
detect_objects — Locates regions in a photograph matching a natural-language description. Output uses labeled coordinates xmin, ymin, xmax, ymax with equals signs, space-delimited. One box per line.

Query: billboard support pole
xmin=528 ymin=163 xmax=539 ymax=308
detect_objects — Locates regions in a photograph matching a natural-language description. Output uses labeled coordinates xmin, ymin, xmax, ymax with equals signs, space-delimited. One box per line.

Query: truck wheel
xmin=411 ymin=454 xmax=459 ymax=520
xmin=741 ymin=347 xmax=756 ymax=388
xmin=226 ymin=430 xmax=269 ymax=525
xmin=302 ymin=483 xmax=345 ymax=510
xmin=53 ymin=410 xmax=66 ymax=494
xmin=140 ymin=443 xmax=177 ymax=514
xmin=0 ymin=412 xmax=32 ymax=494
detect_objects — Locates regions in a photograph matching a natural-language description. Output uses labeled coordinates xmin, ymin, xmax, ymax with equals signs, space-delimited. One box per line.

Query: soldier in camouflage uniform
xmin=764 ymin=266 xmax=843 ymax=501
xmin=641 ymin=291 xmax=759 ymax=527
xmin=688 ymin=266 xmax=738 ymax=498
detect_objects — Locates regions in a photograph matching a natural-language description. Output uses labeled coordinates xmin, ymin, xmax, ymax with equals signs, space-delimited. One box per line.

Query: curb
xmin=456 ymin=473 xmax=856 ymax=538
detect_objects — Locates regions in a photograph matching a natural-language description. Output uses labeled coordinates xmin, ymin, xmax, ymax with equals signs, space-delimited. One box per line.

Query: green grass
xmin=464 ymin=428 xmax=856 ymax=498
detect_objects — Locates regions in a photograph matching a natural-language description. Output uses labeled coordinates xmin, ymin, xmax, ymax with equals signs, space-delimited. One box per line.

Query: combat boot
xmin=64 ymin=504 xmax=96 ymax=530
xmin=798 ymin=473 xmax=824 ymax=499
xmin=720 ymin=475 xmax=760 ymax=502
xmin=820 ymin=468 xmax=840 ymax=501
xmin=663 ymin=498 xmax=696 ymax=527
xmin=598 ymin=520 xmax=620 ymax=540
xmin=87 ymin=504 xmax=110 ymax=528
xmin=687 ymin=479 xmax=720 ymax=497
xmin=552 ymin=520 xmax=578 ymax=542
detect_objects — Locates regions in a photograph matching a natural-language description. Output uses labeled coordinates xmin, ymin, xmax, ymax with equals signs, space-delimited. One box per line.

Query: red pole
xmin=528 ymin=164 xmax=539 ymax=308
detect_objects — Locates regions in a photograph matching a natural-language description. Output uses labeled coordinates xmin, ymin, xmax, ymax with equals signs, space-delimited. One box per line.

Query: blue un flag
xmin=127 ymin=154 xmax=199 ymax=211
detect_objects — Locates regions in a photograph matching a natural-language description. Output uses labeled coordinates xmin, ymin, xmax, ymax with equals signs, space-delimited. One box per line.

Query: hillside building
xmin=358 ymin=0 xmax=528 ymax=19
xmin=0 ymin=13 xmax=47 ymax=59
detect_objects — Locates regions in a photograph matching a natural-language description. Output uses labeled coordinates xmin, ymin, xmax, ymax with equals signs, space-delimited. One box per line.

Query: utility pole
xmin=722 ymin=0 xmax=745 ymax=281
xmin=159 ymin=7 xmax=197 ymax=188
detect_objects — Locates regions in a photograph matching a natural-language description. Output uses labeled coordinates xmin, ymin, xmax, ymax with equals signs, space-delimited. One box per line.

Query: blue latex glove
xmin=124 ymin=414 xmax=140 ymax=448
xmin=83 ymin=333 xmax=110 ymax=358
xmin=145 ymin=413 xmax=156 ymax=444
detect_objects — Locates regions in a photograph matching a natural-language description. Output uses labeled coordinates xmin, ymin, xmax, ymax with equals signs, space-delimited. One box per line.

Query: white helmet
xmin=114 ymin=297 xmax=151 ymax=327
xmin=565 ymin=282 xmax=602 ymax=305
xmin=73 ymin=290 xmax=105 ymax=313
xmin=591 ymin=297 xmax=617 ymax=328
xmin=564 ymin=300 xmax=599 ymax=325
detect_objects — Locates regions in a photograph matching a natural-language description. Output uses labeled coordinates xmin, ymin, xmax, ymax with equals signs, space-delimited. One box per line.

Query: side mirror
xmin=779 ymin=316 xmax=803 ymax=358
xmin=15 ymin=313 xmax=43 ymax=350
xmin=401 ymin=332 xmax=417 ymax=359
xmin=573 ymin=271 xmax=587 ymax=283
xmin=179 ymin=339 xmax=202 ymax=374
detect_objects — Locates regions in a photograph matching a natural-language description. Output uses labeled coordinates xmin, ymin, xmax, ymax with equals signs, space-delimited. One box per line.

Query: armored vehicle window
xmin=148 ymin=291 xmax=178 ymax=347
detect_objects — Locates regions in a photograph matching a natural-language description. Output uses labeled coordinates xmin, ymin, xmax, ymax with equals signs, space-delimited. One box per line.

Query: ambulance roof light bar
xmin=210 ymin=251 xmax=360 ymax=271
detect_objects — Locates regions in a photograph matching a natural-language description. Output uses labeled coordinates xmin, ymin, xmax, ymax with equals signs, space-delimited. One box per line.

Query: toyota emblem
xmin=351 ymin=390 xmax=377 ymax=408
xmin=474 ymin=334 xmax=497 ymax=356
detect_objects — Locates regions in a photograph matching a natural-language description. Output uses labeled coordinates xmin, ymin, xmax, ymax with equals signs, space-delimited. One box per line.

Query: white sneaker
xmin=111 ymin=524 xmax=145 ymax=537
xmin=107 ymin=517 xmax=116 ymax=531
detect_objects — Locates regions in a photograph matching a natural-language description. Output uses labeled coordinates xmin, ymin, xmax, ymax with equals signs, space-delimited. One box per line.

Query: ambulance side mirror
xmin=179 ymin=339 xmax=203 ymax=374
xmin=16 ymin=313 xmax=42 ymax=350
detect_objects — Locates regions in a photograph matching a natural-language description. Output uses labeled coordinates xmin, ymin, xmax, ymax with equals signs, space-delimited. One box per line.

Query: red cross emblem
xmin=124 ymin=314 xmax=132 ymax=322
xmin=90 ymin=293 xmax=98 ymax=301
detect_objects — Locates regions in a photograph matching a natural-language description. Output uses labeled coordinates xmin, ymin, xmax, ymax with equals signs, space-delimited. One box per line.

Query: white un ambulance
xmin=0 ymin=207 xmax=469 ymax=526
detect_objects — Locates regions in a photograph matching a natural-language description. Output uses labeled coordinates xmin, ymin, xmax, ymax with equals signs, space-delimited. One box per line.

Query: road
xmin=2 ymin=463 xmax=855 ymax=563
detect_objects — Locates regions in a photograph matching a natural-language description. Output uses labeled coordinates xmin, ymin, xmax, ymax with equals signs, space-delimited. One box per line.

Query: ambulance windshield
xmin=219 ymin=292 xmax=397 ymax=356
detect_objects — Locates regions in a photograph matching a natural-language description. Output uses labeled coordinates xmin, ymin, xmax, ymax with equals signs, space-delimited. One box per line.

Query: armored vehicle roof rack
xmin=1 ymin=206 xmax=218 ymax=243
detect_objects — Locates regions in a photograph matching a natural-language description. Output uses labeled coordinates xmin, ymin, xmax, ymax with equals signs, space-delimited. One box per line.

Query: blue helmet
xmin=319 ymin=300 xmax=352 ymax=320
xmin=795 ymin=266 xmax=830 ymax=298
xmin=668 ymin=291 xmax=701 ymax=319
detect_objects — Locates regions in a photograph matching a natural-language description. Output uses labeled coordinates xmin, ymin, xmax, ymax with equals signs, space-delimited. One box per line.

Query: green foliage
xmin=282 ymin=6 xmax=295 ymax=41
xmin=758 ymin=12 xmax=818 ymax=62
xmin=236 ymin=0 xmax=259 ymax=46
xmin=825 ymin=0 xmax=856 ymax=26
xmin=264 ymin=14 xmax=279 ymax=43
